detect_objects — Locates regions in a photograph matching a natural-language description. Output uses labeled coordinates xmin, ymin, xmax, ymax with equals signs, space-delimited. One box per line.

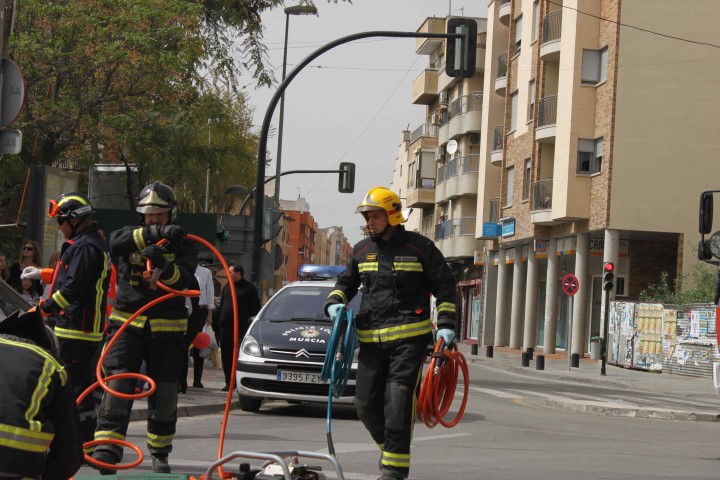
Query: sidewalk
xmin=455 ymin=343 xmax=720 ymax=421
xmin=129 ymin=345 xmax=720 ymax=422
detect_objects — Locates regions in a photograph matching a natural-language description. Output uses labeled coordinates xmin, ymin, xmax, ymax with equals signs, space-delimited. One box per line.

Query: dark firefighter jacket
xmin=217 ymin=277 xmax=261 ymax=341
xmin=325 ymin=225 xmax=457 ymax=347
xmin=44 ymin=224 xmax=111 ymax=342
xmin=0 ymin=310 xmax=83 ymax=480
xmin=108 ymin=224 xmax=198 ymax=337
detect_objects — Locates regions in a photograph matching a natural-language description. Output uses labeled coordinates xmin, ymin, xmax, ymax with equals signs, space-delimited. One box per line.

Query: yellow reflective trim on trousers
xmin=110 ymin=309 xmax=147 ymax=329
xmin=26 ymin=360 xmax=54 ymax=433
xmin=162 ymin=264 xmax=180 ymax=285
xmin=95 ymin=430 xmax=126 ymax=441
xmin=381 ymin=451 xmax=410 ymax=468
xmin=150 ymin=318 xmax=188 ymax=333
xmin=147 ymin=432 xmax=174 ymax=448
xmin=356 ymin=319 xmax=432 ymax=343
xmin=437 ymin=301 xmax=455 ymax=313
xmin=93 ymin=252 xmax=111 ymax=333
xmin=55 ymin=327 xmax=103 ymax=342
xmin=393 ymin=261 xmax=423 ymax=272
xmin=133 ymin=227 xmax=147 ymax=251
xmin=52 ymin=290 xmax=70 ymax=309
xmin=358 ymin=262 xmax=378 ymax=272
xmin=328 ymin=290 xmax=347 ymax=305
xmin=0 ymin=423 xmax=53 ymax=453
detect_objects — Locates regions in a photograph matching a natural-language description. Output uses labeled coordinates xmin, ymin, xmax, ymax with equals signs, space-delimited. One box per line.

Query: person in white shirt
xmin=191 ymin=263 xmax=215 ymax=388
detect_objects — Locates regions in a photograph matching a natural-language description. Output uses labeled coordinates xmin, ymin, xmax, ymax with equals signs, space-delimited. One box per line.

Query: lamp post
xmin=273 ymin=1 xmax=318 ymax=208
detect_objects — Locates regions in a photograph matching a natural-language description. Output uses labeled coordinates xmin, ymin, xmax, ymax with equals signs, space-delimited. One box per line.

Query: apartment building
xmin=393 ymin=1 xmax=720 ymax=356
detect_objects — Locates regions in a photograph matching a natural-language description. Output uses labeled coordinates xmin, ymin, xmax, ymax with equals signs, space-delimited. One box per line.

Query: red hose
xmin=77 ymin=234 xmax=239 ymax=477
xmin=417 ymin=340 xmax=469 ymax=428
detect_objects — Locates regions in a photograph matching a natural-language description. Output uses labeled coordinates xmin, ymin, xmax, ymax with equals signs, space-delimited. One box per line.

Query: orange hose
xmin=417 ymin=339 xmax=469 ymax=429
xmin=78 ymin=234 xmax=239 ymax=477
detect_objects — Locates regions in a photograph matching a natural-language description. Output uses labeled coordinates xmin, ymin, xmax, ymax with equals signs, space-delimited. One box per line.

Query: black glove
xmin=141 ymin=244 xmax=167 ymax=269
xmin=145 ymin=224 xmax=186 ymax=243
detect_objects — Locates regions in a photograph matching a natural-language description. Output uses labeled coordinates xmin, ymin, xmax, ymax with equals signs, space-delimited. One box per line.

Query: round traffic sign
xmin=561 ymin=273 xmax=579 ymax=296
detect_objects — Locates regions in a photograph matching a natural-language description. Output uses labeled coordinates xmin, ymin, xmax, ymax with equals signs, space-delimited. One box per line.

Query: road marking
xmin=469 ymin=386 xmax=522 ymax=399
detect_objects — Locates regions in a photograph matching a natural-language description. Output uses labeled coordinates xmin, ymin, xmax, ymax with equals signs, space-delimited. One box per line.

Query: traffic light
xmin=445 ymin=18 xmax=478 ymax=78
xmin=603 ymin=262 xmax=615 ymax=291
xmin=338 ymin=162 xmax=355 ymax=193
xmin=262 ymin=207 xmax=282 ymax=243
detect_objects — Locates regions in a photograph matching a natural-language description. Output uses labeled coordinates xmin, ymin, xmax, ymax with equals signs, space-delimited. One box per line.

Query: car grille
xmin=266 ymin=347 xmax=326 ymax=361
xmin=241 ymin=377 xmax=356 ymax=397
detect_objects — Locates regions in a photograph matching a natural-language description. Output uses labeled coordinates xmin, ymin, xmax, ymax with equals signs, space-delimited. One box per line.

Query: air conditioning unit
xmin=469 ymin=133 xmax=481 ymax=146
xmin=431 ymin=113 xmax=439 ymax=125
xmin=439 ymin=90 xmax=448 ymax=104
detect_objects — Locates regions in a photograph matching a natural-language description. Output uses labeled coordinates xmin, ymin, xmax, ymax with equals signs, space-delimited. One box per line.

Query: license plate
xmin=277 ymin=370 xmax=321 ymax=384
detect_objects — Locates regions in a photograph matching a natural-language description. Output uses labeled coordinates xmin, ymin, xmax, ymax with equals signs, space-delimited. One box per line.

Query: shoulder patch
xmin=366 ymin=253 xmax=377 ymax=262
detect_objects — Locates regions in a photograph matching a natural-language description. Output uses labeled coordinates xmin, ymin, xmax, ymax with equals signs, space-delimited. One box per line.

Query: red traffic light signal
xmin=604 ymin=262 xmax=615 ymax=272
xmin=603 ymin=262 xmax=615 ymax=291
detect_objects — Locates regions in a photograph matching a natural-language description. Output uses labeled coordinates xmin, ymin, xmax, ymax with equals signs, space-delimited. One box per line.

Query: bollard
xmin=471 ymin=344 xmax=479 ymax=356
xmin=486 ymin=345 xmax=494 ymax=358
xmin=525 ymin=347 xmax=534 ymax=361
xmin=521 ymin=352 xmax=530 ymax=367
xmin=571 ymin=353 xmax=580 ymax=368
xmin=536 ymin=354 xmax=545 ymax=370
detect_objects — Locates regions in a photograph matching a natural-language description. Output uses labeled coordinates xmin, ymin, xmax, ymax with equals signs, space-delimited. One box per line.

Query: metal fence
xmin=488 ymin=197 xmax=500 ymax=223
xmin=409 ymin=123 xmax=438 ymax=143
xmin=448 ymin=92 xmax=483 ymax=121
xmin=532 ymin=179 xmax=553 ymax=210
xmin=497 ymin=52 xmax=508 ymax=79
xmin=492 ymin=125 xmax=504 ymax=151
xmin=542 ymin=10 xmax=562 ymax=45
xmin=437 ymin=154 xmax=480 ymax=184
xmin=537 ymin=95 xmax=557 ymax=128
xmin=433 ymin=217 xmax=477 ymax=240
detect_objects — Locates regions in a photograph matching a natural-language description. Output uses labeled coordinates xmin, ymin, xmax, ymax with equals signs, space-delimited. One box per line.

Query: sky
xmin=242 ymin=0 xmax=488 ymax=245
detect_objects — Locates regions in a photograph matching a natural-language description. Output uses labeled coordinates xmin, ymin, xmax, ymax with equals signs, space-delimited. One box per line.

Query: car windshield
xmin=0 ymin=281 xmax=30 ymax=320
xmin=261 ymin=284 xmax=361 ymax=322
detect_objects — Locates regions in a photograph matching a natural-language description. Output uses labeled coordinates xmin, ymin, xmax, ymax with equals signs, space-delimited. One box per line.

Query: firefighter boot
xmin=152 ymin=454 xmax=171 ymax=473
xmin=91 ymin=449 xmax=118 ymax=475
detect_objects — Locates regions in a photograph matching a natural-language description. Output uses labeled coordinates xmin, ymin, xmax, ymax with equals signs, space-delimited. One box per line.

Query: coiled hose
xmin=320 ymin=306 xmax=356 ymax=455
xmin=417 ymin=338 xmax=469 ymax=429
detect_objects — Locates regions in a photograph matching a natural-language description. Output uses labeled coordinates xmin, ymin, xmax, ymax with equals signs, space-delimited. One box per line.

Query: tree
xmin=639 ymin=263 xmax=715 ymax=305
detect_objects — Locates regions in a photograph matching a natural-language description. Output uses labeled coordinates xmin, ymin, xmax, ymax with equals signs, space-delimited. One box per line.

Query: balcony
xmin=531 ymin=179 xmax=556 ymax=225
xmin=416 ymin=17 xmax=446 ymax=55
xmin=488 ymin=197 xmax=500 ymax=223
xmin=406 ymin=175 xmax=436 ymax=208
xmin=447 ymin=92 xmax=483 ymax=139
xmin=494 ymin=52 xmax=508 ymax=96
xmin=409 ymin=123 xmax=438 ymax=145
xmin=536 ymin=95 xmax=557 ymax=143
xmin=411 ymin=68 xmax=439 ymax=105
xmin=490 ymin=125 xmax=504 ymax=166
xmin=498 ymin=0 xmax=511 ymax=27
xmin=434 ymin=217 xmax=478 ymax=260
xmin=437 ymin=154 xmax=479 ymax=200
xmin=540 ymin=11 xmax=562 ymax=62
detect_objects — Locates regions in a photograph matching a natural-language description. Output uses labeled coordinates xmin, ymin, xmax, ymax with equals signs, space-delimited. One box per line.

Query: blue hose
xmin=320 ymin=306 xmax=356 ymax=455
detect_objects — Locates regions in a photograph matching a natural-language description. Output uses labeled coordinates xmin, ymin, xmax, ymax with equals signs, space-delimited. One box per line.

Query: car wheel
xmin=238 ymin=394 xmax=262 ymax=412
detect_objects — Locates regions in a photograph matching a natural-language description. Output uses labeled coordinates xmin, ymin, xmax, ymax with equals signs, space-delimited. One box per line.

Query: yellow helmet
xmin=355 ymin=186 xmax=406 ymax=226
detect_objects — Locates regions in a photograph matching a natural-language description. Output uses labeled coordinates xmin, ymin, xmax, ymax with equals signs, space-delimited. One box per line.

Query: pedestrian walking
xmin=25 ymin=192 xmax=111 ymax=447
xmin=0 ymin=309 xmax=83 ymax=480
xmin=324 ymin=186 xmax=457 ymax=480
xmin=217 ymin=264 xmax=260 ymax=391
xmin=91 ymin=181 xmax=198 ymax=474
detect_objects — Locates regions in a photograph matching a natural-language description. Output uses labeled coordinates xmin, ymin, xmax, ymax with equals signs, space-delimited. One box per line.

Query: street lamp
xmin=273 ymin=1 xmax=318 ymax=207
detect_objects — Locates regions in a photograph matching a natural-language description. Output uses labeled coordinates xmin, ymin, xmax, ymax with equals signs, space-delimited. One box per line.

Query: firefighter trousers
xmin=354 ymin=340 xmax=426 ymax=480
xmin=94 ymin=325 xmax=184 ymax=461
xmin=58 ymin=338 xmax=101 ymax=445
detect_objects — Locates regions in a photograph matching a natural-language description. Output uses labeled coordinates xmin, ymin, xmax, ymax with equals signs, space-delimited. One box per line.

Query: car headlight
xmin=240 ymin=334 xmax=261 ymax=357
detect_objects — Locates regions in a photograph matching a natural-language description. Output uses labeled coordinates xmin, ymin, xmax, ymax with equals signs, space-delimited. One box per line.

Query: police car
xmin=236 ymin=273 xmax=361 ymax=412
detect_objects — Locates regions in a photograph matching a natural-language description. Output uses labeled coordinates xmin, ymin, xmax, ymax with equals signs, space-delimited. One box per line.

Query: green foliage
xmin=639 ymin=263 xmax=716 ymax=305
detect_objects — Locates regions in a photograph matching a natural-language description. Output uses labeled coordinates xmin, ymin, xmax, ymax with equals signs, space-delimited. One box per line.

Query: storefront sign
xmin=501 ymin=218 xmax=515 ymax=238
xmin=482 ymin=222 xmax=501 ymax=237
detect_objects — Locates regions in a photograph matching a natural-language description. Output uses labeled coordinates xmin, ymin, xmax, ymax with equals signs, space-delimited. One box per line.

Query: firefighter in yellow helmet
xmin=324 ymin=186 xmax=457 ymax=480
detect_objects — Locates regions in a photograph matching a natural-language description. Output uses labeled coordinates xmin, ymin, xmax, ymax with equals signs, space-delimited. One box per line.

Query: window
xmin=505 ymin=166 xmax=514 ymax=206
xmin=577 ymin=137 xmax=604 ymax=174
xmin=523 ymin=159 xmax=531 ymax=201
xmin=527 ymin=79 xmax=535 ymax=121
xmin=532 ymin=1 xmax=540 ymax=42
xmin=514 ymin=15 xmax=523 ymax=56
xmin=582 ymin=47 xmax=608 ymax=85
xmin=510 ymin=91 xmax=518 ymax=131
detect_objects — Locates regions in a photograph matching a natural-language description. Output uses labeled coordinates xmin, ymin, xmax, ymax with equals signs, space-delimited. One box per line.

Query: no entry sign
xmin=562 ymin=273 xmax=579 ymax=296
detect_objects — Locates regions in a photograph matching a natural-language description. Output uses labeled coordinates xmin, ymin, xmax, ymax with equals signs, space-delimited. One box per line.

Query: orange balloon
xmin=192 ymin=332 xmax=211 ymax=350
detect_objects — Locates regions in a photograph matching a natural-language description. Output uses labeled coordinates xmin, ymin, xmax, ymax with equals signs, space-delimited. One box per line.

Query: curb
xmin=130 ymin=400 xmax=238 ymax=422
xmin=546 ymin=398 xmax=720 ymax=422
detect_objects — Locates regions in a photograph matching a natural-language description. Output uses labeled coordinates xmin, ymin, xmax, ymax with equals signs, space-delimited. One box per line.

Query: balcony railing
xmin=532 ymin=179 xmax=553 ymax=210
xmin=492 ymin=125 xmax=504 ymax=151
xmin=537 ymin=95 xmax=558 ymax=128
xmin=409 ymin=123 xmax=438 ymax=143
xmin=434 ymin=217 xmax=477 ymax=241
xmin=437 ymin=154 xmax=480 ymax=184
xmin=448 ymin=92 xmax=483 ymax=121
xmin=541 ymin=10 xmax=562 ymax=45
xmin=497 ymin=52 xmax=508 ymax=80
xmin=489 ymin=197 xmax=500 ymax=223
xmin=409 ymin=171 xmax=436 ymax=190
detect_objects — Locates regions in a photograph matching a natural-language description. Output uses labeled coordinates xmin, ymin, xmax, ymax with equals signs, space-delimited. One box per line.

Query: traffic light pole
xmin=252 ymin=30 xmax=470 ymax=286
xmin=601 ymin=287 xmax=611 ymax=375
